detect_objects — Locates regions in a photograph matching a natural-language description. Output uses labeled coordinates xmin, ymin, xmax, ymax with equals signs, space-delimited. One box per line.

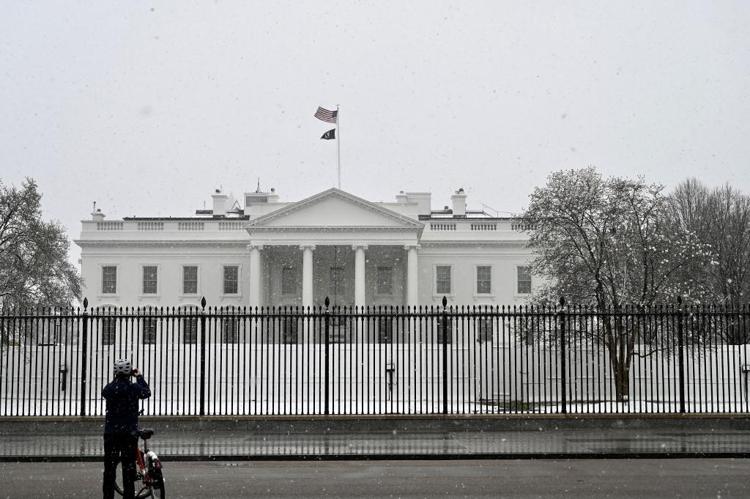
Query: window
xmin=329 ymin=266 xmax=345 ymax=298
xmin=376 ymin=267 xmax=393 ymax=295
xmin=182 ymin=314 xmax=198 ymax=344
xmin=377 ymin=316 xmax=393 ymax=343
xmin=143 ymin=317 xmax=157 ymax=344
xmin=183 ymin=266 xmax=198 ymax=294
xmin=281 ymin=266 xmax=296 ymax=295
xmin=476 ymin=265 xmax=492 ymax=294
xmin=282 ymin=316 xmax=299 ymax=344
xmin=436 ymin=265 xmax=452 ymax=294
xmin=517 ymin=266 xmax=532 ymax=295
xmin=222 ymin=317 xmax=239 ymax=343
xmin=436 ymin=317 xmax=453 ymax=344
xmin=477 ymin=317 xmax=493 ymax=343
xmin=223 ymin=265 xmax=239 ymax=294
xmin=142 ymin=266 xmax=158 ymax=294
xmin=101 ymin=315 xmax=116 ymax=346
xmin=102 ymin=266 xmax=117 ymax=294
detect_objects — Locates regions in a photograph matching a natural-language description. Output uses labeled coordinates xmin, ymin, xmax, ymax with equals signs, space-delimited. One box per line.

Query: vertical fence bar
xmin=79 ymin=299 xmax=89 ymax=417
xmin=559 ymin=297 xmax=567 ymax=414
xmin=199 ymin=297 xmax=207 ymax=416
xmin=677 ymin=297 xmax=686 ymax=413
xmin=441 ymin=296 xmax=448 ymax=415
xmin=324 ymin=297 xmax=330 ymax=416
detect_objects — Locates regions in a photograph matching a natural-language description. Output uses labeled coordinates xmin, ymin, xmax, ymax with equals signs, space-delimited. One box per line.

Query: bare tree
xmin=522 ymin=168 xmax=708 ymax=400
xmin=0 ymin=178 xmax=81 ymax=310
xmin=670 ymin=179 xmax=750 ymax=343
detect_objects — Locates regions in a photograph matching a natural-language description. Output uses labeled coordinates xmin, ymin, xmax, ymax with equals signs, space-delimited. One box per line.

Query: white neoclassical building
xmin=76 ymin=187 xmax=534 ymax=308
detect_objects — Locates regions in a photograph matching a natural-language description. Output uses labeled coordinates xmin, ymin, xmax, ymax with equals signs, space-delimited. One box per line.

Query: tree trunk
xmin=604 ymin=315 xmax=632 ymax=402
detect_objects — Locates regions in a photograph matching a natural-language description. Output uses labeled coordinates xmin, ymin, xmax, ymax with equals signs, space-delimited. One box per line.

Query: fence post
xmin=199 ymin=297 xmax=207 ymax=416
xmin=324 ymin=296 xmax=331 ymax=416
xmin=80 ymin=298 xmax=89 ymax=417
xmin=558 ymin=296 xmax=567 ymax=415
xmin=442 ymin=296 xmax=448 ymax=415
xmin=677 ymin=296 xmax=686 ymax=414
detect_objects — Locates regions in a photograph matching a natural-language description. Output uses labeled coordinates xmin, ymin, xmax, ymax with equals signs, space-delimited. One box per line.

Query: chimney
xmin=212 ymin=189 xmax=229 ymax=217
xmin=396 ymin=191 xmax=408 ymax=203
xmin=267 ymin=187 xmax=279 ymax=203
xmin=451 ymin=188 xmax=467 ymax=217
xmin=91 ymin=201 xmax=105 ymax=221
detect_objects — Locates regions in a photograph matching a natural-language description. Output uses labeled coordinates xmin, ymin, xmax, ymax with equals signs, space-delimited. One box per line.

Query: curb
xmin=4 ymin=452 xmax=750 ymax=462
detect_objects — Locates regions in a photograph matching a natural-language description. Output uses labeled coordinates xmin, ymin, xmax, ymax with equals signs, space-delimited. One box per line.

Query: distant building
xmin=76 ymin=187 xmax=534 ymax=308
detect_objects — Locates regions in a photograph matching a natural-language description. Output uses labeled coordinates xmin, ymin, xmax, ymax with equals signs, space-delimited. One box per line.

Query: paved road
xmin=2 ymin=459 xmax=749 ymax=498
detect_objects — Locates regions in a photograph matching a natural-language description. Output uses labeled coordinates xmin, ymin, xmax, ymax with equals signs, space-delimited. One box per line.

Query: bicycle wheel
xmin=146 ymin=482 xmax=166 ymax=499
xmin=112 ymin=464 xmax=158 ymax=499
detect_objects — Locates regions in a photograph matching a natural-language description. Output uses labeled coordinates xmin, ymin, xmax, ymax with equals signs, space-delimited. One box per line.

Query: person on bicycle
xmin=102 ymin=359 xmax=151 ymax=499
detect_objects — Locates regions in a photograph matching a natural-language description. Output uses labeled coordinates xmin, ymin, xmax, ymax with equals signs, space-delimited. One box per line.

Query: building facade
xmin=76 ymin=187 xmax=534 ymax=308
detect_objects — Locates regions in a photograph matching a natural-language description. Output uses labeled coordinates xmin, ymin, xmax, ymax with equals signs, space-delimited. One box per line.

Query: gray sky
xmin=2 ymin=1 xmax=749 ymax=264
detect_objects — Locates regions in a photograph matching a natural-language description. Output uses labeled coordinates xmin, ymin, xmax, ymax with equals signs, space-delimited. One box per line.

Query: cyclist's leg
xmin=103 ymin=433 xmax=118 ymax=499
xmin=119 ymin=433 xmax=138 ymax=499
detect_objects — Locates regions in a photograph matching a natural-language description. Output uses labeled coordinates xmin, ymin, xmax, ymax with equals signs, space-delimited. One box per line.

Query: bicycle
xmin=114 ymin=428 xmax=166 ymax=498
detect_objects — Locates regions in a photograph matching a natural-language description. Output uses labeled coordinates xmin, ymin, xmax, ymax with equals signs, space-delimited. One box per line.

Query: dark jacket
xmin=102 ymin=375 xmax=151 ymax=434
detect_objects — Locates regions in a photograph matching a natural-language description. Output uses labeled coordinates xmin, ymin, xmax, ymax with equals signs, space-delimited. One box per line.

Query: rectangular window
xmin=183 ymin=266 xmax=198 ymax=295
xmin=281 ymin=266 xmax=296 ymax=295
xmin=517 ymin=266 xmax=532 ymax=295
xmin=183 ymin=317 xmax=198 ymax=344
xmin=477 ymin=317 xmax=493 ymax=343
xmin=143 ymin=317 xmax=157 ymax=344
xmin=282 ymin=316 xmax=299 ymax=344
xmin=476 ymin=266 xmax=492 ymax=294
xmin=329 ymin=267 xmax=345 ymax=298
xmin=222 ymin=317 xmax=239 ymax=344
xmin=102 ymin=266 xmax=117 ymax=294
xmin=436 ymin=317 xmax=453 ymax=344
xmin=376 ymin=266 xmax=393 ymax=295
xmin=377 ymin=316 xmax=393 ymax=343
xmin=436 ymin=265 xmax=452 ymax=295
xmin=223 ymin=265 xmax=239 ymax=295
xmin=102 ymin=317 xmax=116 ymax=346
xmin=142 ymin=266 xmax=158 ymax=294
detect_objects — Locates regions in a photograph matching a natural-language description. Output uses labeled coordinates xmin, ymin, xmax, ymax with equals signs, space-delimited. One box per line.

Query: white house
xmin=76 ymin=187 xmax=534 ymax=308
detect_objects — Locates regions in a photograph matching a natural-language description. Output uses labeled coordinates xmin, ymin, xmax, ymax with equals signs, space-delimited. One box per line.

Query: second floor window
xmin=142 ymin=266 xmax=158 ymax=294
xmin=183 ymin=266 xmax=198 ymax=294
xmin=102 ymin=266 xmax=117 ymax=294
xmin=223 ymin=266 xmax=239 ymax=294
xmin=436 ymin=265 xmax=452 ymax=295
xmin=476 ymin=266 xmax=492 ymax=294
xmin=329 ymin=266 xmax=345 ymax=299
xmin=281 ymin=266 xmax=296 ymax=295
xmin=517 ymin=266 xmax=532 ymax=295
xmin=376 ymin=267 xmax=393 ymax=295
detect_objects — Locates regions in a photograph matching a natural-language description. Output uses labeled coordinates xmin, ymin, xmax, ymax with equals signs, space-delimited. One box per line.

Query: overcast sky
xmin=2 ymin=1 xmax=749 ymax=264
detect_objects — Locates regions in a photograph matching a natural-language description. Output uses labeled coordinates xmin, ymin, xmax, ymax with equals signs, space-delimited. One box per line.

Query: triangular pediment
xmin=248 ymin=188 xmax=423 ymax=231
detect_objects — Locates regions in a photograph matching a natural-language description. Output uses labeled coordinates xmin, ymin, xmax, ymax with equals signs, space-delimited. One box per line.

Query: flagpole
xmin=336 ymin=104 xmax=341 ymax=189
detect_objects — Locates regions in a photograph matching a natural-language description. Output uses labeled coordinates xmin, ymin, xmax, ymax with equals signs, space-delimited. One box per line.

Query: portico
xmin=246 ymin=189 xmax=423 ymax=308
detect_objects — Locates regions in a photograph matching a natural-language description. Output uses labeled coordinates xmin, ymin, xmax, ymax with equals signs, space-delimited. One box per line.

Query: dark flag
xmin=321 ymin=129 xmax=336 ymax=140
xmin=314 ymin=106 xmax=338 ymax=124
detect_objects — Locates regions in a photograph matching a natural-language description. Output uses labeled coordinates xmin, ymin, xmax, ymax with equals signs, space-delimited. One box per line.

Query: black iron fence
xmin=2 ymin=297 xmax=750 ymax=417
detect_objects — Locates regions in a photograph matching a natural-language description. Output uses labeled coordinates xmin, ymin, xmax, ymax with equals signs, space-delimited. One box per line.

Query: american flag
xmin=314 ymin=106 xmax=338 ymax=124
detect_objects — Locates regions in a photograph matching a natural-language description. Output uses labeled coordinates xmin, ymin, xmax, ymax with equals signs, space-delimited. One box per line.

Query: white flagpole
xmin=336 ymin=104 xmax=341 ymax=189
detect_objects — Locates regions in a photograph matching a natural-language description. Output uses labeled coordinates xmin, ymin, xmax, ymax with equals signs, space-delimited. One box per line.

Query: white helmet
xmin=113 ymin=359 xmax=132 ymax=377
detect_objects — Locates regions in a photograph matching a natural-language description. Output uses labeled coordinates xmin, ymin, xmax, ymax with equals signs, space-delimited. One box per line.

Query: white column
xmin=301 ymin=245 xmax=315 ymax=307
xmin=406 ymin=244 xmax=419 ymax=307
xmin=353 ymin=244 xmax=367 ymax=308
xmin=248 ymin=244 xmax=263 ymax=307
